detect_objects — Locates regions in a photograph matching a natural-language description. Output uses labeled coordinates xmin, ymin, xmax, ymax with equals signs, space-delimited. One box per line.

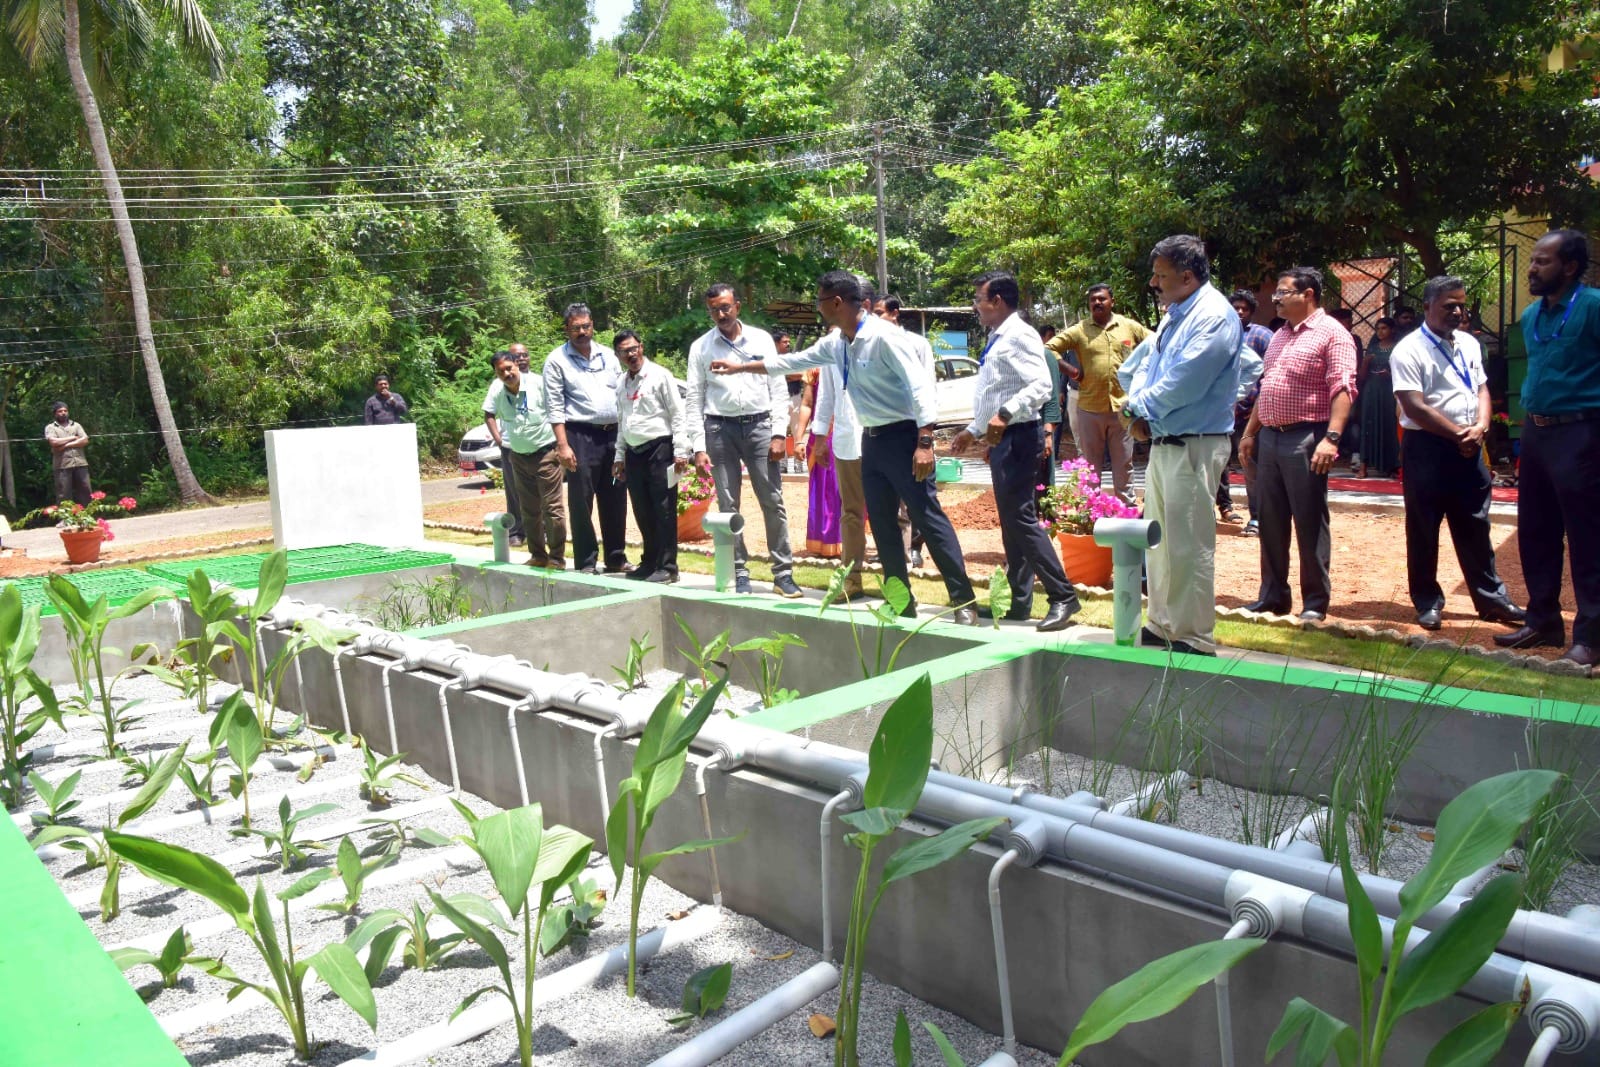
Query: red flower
xmin=119 ymin=496 xmax=137 ymax=510
xmin=90 ymin=490 xmax=106 ymax=501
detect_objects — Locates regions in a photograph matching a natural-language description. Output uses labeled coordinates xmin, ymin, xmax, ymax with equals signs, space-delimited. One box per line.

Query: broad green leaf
xmin=412 ymin=827 xmax=452 ymax=847
xmin=107 ymin=586 xmax=173 ymax=622
xmin=1337 ymin=835 xmax=1382 ymax=998
xmin=209 ymin=692 xmax=249 ymax=749
xmin=880 ymin=576 xmax=912 ymax=616
xmin=279 ymin=868 xmax=336 ymax=900
xmin=109 ymin=946 xmax=160 ymax=972
xmin=1058 ymin=938 xmax=1266 ymax=1063
xmin=307 ymin=942 xmax=378 ymax=1030
xmin=682 ymin=961 xmax=732 ymax=1016
xmin=988 ymin=569 xmax=1012 ymax=626
xmin=840 ymin=805 xmax=909 ymax=838
xmin=607 ymin=778 xmax=641 ymax=886
xmin=881 ymin=818 xmax=1006 ymax=888
xmin=861 ymin=674 xmax=934 ymax=814
xmin=118 ymin=740 xmax=189 ymax=827
xmin=186 ymin=569 xmax=215 ymax=610
xmin=430 ymin=890 xmax=513 ymax=986
xmin=476 ymin=804 xmax=545 ymax=916
xmin=656 ymin=677 xmax=731 ymax=769
xmin=1424 ymin=1000 xmax=1524 ymax=1067
xmin=347 ymin=909 xmax=407 ymax=953
xmin=156 ymin=926 xmax=190 ymax=974
xmin=924 ymin=1021 xmax=968 ymax=1067
xmin=1390 ymin=874 xmax=1525 ymax=1020
xmin=1398 ymin=770 xmax=1560 ymax=926
xmin=253 ymin=551 xmax=289 ymax=619
xmin=335 ymin=835 xmax=362 ymax=892
xmin=224 ymin=702 xmax=264 ymax=775
xmin=820 ymin=565 xmax=851 ymax=612
xmin=30 ymin=824 xmax=96 ymax=849
xmin=1266 ymin=997 xmax=1359 ymax=1067
xmin=252 ymin=880 xmax=285 ymax=978
xmin=105 ymin=830 xmax=249 ymax=920
xmin=633 ymin=681 xmax=685 ymax=776
xmin=643 ymin=748 xmax=691 ymax=823
xmin=640 ymin=835 xmax=744 ymax=881
xmin=444 ymin=893 xmax=515 ymax=931
xmin=362 ymin=926 xmax=407 ymax=984
xmin=44 ymin=575 xmax=91 ymax=623
xmin=893 ymin=1011 xmax=913 ymax=1067
xmin=290 ymin=802 xmax=339 ymax=825
xmin=534 ymin=826 xmax=594 ymax=910
xmin=451 ymin=985 xmax=508 ymax=1022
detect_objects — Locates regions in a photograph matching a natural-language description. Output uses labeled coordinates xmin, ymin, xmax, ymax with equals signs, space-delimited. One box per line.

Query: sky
xmin=592 ymin=0 xmax=631 ymax=41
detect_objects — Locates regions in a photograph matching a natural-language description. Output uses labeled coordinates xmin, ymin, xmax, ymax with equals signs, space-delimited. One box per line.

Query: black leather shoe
xmin=952 ymin=606 xmax=979 ymax=626
xmin=1561 ymin=644 xmax=1598 ymax=668
xmin=1417 ymin=608 xmax=1442 ymax=631
xmin=1243 ymin=599 xmax=1291 ymax=615
xmin=644 ymin=570 xmax=678 ymax=584
xmin=1298 ymin=610 xmax=1326 ymax=622
xmin=1140 ymin=626 xmax=1166 ymax=646
xmin=1167 ymin=639 xmax=1216 ymax=657
xmin=1036 ymin=600 xmax=1080 ymax=633
xmin=976 ymin=604 xmax=1032 ymax=622
xmin=899 ymin=599 xmax=919 ymax=619
xmin=1493 ymin=625 xmax=1565 ymax=650
xmin=1479 ymin=602 xmax=1527 ymax=626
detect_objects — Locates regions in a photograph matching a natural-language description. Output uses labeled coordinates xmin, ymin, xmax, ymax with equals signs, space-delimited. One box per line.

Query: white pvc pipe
xmin=332 ymin=646 xmax=355 ymax=736
xmin=987 ymin=849 xmax=1020 ymax=1057
xmin=337 ymin=907 xmax=724 ymax=1067
xmin=506 ymin=699 xmax=533 ymax=808
xmin=692 ymin=754 xmax=725 ymax=908
xmin=1109 ymin=771 xmax=1189 ymax=818
xmin=1525 ymin=1025 xmax=1561 ymax=1067
xmin=1213 ymin=917 xmax=1252 ymax=1067
xmin=1451 ymin=856 xmax=1504 ymax=898
xmin=1271 ymin=808 xmax=1324 ymax=852
xmin=594 ymin=722 xmax=620 ymax=841
xmin=647 ymin=961 xmax=840 ymax=1067
xmin=379 ymin=659 xmax=404 ymax=755
xmin=818 ymin=788 xmax=853 ymax=962
xmin=974 ymin=1055 xmax=1019 ymax=1067
xmin=436 ymin=679 xmax=463 ymax=792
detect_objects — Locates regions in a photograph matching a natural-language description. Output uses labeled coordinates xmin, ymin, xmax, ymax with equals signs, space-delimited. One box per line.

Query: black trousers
xmin=624 ymin=436 xmax=677 ymax=578
xmin=860 ymin=421 xmax=975 ymax=606
xmin=991 ymin=421 xmax=1076 ymax=607
xmin=500 ymin=458 xmax=524 ymax=538
xmin=1255 ymin=422 xmax=1332 ymax=614
xmin=564 ymin=422 xmax=629 ymax=571
xmin=1401 ymin=430 xmax=1509 ymax=616
xmin=1518 ymin=417 xmax=1600 ymax=644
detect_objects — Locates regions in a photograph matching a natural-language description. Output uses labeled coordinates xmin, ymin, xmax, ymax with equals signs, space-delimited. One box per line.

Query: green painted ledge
xmin=0 ymin=818 xmax=182 ymax=1067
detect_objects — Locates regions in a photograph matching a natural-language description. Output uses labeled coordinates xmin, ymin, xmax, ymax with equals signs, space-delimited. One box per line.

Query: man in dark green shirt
xmin=1494 ymin=229 xmax=1599 ymax=667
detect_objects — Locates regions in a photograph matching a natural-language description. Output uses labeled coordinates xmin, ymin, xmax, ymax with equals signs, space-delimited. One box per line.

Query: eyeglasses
xmin=1270 ymin=288 xmax=1303 ymax=300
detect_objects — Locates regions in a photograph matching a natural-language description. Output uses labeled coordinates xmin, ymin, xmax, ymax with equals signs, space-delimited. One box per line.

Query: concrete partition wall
xmin=265 ymin=424 xmax=423 ymax=549
xmin=31 ymin=600 xmax=185 ymax=686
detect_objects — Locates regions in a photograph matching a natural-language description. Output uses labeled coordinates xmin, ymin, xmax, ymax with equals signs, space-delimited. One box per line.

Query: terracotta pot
xmin=677 ymin=497 xmax=712 ymax=542
xmin=60 ymin=527 xmax=104 ymax=565
xmin=1056 ymin=531 xmax=1113 ymax=588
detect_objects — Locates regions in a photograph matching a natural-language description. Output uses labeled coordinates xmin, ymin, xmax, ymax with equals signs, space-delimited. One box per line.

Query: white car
xmin=934 ymin=355 xmax=979 ymax=426
xmin=458 ymin=375 xmax=690 ymax=477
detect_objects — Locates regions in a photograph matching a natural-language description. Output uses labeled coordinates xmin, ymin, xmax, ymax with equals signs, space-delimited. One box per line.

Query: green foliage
xmin=44 ymin=577 xmax=170 ymax=758
xmin=145 ymin=568 xmax=241 ymax=718
xmin=359 ymin=744 xmax=428 ymax=807
xmin=987 ymin=568 xmax=1012 ymax=628
xmin=291 ymin=835 xmax=398 ymax=916
xmin=106 ymin=831 xmax=378 ymax=1058
xmin=728 ymin=631 xmax=807 ymax=707
xmin=539 ymin=875 xmax=607 ymax=958
xmin=349 ymin=892 xmax=511 ymax=980
xmin=429 ymin=804 xmax=593 ymax=1067
xmin=1269 ymin=770 xmax=1561 ymax=1067
xmin=612 ymin=632 xmax=656 ymax=693
xmin=367 ymin=572 xmax=480 ymax=631
xmin=213 ymin=691 xmax=264 ymax=827
xmin=0 ymin=585 xmax=60 ymax=809
xmin=833 ymin=674 xmax=1006 ymax=1066
xmin=110 ymin=926 xmax=206 ymax=995
xmin=674 ymin=614 xmax=731 ymax=694
xmin=357 ymin=816 xmax=452 ymax=859
xmin=229 ymin=794 xmax=338 ymax=871
xmin=819 ymin=570 xmax=955 ymax=679
xmin=668 ymin=962 xmax=732 ymax=1028
xmin=606 ymin=679 xmax=741 ymax=997
xmin=27 ymin=769 xmax=82 ymax=826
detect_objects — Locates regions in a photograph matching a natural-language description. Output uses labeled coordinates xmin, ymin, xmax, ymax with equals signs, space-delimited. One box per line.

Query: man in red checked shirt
xmin=1239 ymin=267 xmax=1358 ymax=621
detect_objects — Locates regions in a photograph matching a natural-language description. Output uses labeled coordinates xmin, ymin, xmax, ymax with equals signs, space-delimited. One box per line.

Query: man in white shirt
xmin=715 ymin=270 xmax=978 ymax=624
xmin=872 ymin=294 xmax=936 ymax=567
xmin=482 ymin=343 xmax=533 ymax=546
xmin=685 ymin=282 xmax=800 ymax=597
xmin=545 ymin=303 xmax=628 ymax=574
xmin=611 ymin=330 xmax=689 ymax=583
xmin=952 ymin=271 xmax=1079 ymax=632
xmin=1390 ymin=276 xmax=1525 ymax=631
xmin=809 ymin=335 xmax=867 ymax=599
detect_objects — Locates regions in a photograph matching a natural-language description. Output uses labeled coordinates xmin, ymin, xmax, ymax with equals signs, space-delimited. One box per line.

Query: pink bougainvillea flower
xmin=118 ymin=496 xmax=137 ymax=510
xmin=90 ymin=490 xmax=106 ymax=501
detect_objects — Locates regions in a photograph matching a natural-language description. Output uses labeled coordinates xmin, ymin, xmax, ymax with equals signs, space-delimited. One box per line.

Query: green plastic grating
xmin=0 ymin=568 xmax=179 ymax=617
xmin=145 ymin=545 xmax=454 ymax=590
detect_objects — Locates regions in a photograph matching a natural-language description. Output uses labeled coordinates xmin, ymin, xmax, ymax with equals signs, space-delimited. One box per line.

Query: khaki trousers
xmin=835 ymin=456 xmax=868 ymax=595
xmin=509 ymin=445 xmax=568 ymax=568
xmin=1144 ymin=436 xmax=1231 ymax=653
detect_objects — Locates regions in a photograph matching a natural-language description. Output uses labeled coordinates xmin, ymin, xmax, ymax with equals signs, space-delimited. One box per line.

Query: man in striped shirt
xmin=1240 ymin=267 xmax=1358 ymax=621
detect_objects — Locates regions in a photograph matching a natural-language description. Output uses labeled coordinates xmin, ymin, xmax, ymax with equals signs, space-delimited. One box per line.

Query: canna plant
xmin=430 ymin=804 xmax=593 ymax=1067
xmin=674 ymin=614 xmax=731 ymax=695
xmin=348 ymin=892 xmax=513 ymax=982
xmin=165 ymin=567 xmax=246 ymax=717
xmin=31 ymin=741 xmax=189 ymax=921
xmin=105 ymin=831 xmax=377 ymax=1060
xmin=669 ymin=962 xmax=733 ymax=1028
xmin=832 ymin=673 xmax=1006 ymax=1067
xmin=728 ymin=632 xmax=807 ymax=707
xmin=358 ymin=744 xmax=427 ymax=807
xmin=818 ymin=571 xmax=962 ymax=679
xmin=308 ymin=836 xmax=398 ymax=916
xmin=1268 ymin=769 xmax=1562 ymax=1067
xmin=607 ymin=678 xmax=741 ymax=997
xmin=213 ymin=692 xmax=265 ymax=827
xmin=540 ymin=875 xmax=607 ymax=957
xmin=358 ymin=816 xmax=452 ymax=858
xmin=230 ymin=795 xmax=338 ymax=871
xmin=43 ymin=575 xmax=170 ymax=757
xmin=0 ymin=584 xmax=61 ymax=809
xmin=612 ymin=632 xmax=656 ymax=692
xmin=27 ymin=769 xmax=83 ymax=826
xmin=111 ymin=926 xmax=207 ymax=994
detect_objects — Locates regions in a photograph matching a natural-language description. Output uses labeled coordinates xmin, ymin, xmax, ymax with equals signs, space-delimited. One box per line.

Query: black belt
xmin=625 ymin=435 xmax=672 ymax=454
xmin=863 ymin=420 xmax=916 ymax=437
xmin=568 ymin=421 xmax=617 ymax=433
xmin=1153 ymin=432 xmax=1231 ymax=446
xmin=1528 ymin=411 xmax=1599 ymax=427
xmin=1262 ymin=421 xmax=1326 ymax=434
xmin=705 ymin=412 xmax=769 ymax=424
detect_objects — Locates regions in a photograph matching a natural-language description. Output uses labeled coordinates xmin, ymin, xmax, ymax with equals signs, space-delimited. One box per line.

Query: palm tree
xmin=5 ymin=0 xmax=221 ymax=504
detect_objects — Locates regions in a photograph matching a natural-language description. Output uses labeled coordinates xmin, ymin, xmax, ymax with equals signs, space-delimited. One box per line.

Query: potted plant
xmin=28 ymin=493 xmax=138 ymax=565
xmin=1036 ymin=459 xmax=1138 ymax=587
xmin=676 ymin=464 xmax=715 ymax=542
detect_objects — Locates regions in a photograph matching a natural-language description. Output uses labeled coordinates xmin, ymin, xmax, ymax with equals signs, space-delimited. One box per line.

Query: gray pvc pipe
xmin=483 ymin=510 xmax=515 ymax=563
xmin=1093 ymin=517 xmax=1160 ymax=645
xmin=646 ymin=961 xmax=839 ymax=1067
xmin=702 ymin=511 xmax=745 ymax=592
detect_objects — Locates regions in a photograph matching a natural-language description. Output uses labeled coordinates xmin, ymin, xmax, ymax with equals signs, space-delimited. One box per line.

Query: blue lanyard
xmin=1419 ymin=325 xmax=1473 ymax=394
xmin=1531 ymin=284 xmax=1583 ymax=343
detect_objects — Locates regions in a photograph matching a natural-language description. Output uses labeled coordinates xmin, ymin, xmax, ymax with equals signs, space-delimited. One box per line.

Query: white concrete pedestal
xmin=265 ymin=424 xmax=423 ymax=549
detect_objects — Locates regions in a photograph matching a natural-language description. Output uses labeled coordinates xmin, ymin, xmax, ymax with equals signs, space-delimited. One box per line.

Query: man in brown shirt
xmin=45 ymin=401 xmax=91 ymax=505
xmin=1048 ymin=284 xmax=1150 ymax=503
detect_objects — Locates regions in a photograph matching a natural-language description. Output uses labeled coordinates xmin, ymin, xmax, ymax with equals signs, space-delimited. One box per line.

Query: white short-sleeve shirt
xmin=1389 ymin=325 xmax=1485 ymax=431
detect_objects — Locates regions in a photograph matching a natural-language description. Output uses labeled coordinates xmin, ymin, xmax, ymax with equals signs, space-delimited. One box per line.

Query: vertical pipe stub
xmin=1092 ymin=517 xmax=1161 ymax=646
xmin=702 ymin=512 xmax=746 ymax=592
xmin=484 ymin=511 xmax=516 ymax=563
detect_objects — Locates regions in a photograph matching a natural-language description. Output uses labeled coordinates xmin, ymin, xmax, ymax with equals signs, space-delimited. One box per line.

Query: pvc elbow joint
xmin=1224 ymin=870 xmax=1315 ymax=939
xmin=1520 ymin=963 xmax=1600 ymax=1055
xmin=1003 ymin=819 xmax=1048 ymax=867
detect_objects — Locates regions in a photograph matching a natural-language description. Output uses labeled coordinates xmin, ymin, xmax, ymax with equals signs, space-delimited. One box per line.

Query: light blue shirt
xmin=542 ymin=342 xmax=621 ymax=425
xmin=763 ymin=314 xmax=938 ymax=428
xmin=1124 ymin=284 xmax=1241 ymax=436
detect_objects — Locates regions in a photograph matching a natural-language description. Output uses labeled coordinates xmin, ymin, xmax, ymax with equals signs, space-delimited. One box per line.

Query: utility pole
xmin=873 ymin=122 xmax=888 ymax=296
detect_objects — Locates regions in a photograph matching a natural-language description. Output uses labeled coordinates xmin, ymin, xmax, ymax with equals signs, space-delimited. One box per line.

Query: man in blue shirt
xmin=544 ymin=303 xmax=628 ymax=574
xmin=715 ymin=270 xmax=979 ymax=624
xmin=1494 ymin=229 xmax=1600 ymax=667
xmin=1121 ymin=235 xmax=1242 ymax=656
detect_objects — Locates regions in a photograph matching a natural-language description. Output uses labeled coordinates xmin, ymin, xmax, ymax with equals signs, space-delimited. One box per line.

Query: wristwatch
xmin=1324 ymin=430 xmax=1342 ymax=445
xmin=997 ymin=406 xmax=1014 ymax=423
xmin=917 ymin=434 xmax=935 ymax=448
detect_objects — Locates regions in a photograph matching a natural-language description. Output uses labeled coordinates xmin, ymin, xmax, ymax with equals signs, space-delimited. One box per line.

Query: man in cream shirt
xmin=612 ymin=330 xmax=689 ymax=583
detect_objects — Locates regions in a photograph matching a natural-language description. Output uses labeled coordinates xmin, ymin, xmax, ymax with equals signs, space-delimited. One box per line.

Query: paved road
xmin=5 ymin=475 xmax=491 ymax=556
